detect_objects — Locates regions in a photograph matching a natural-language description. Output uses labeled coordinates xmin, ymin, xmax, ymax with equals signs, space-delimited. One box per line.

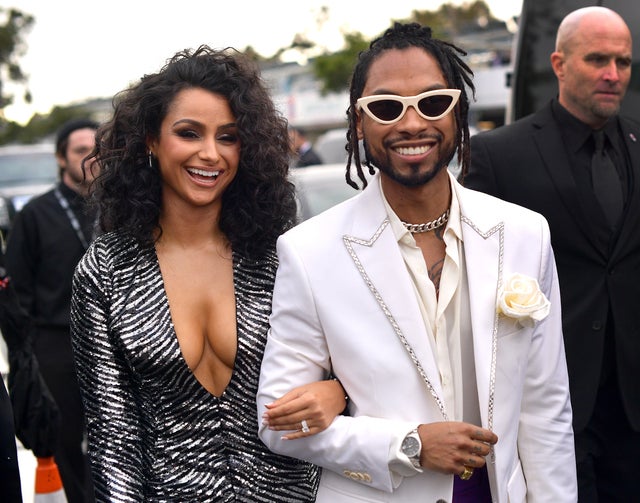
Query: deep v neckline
xmin=155 ymin=248 xmax=239 ymax=398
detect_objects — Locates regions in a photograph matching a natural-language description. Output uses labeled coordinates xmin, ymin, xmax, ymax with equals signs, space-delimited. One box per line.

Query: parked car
xmin=313 ymin=128 xmax=368 ymax=166
xmin=0 ymin=143 xmax=57 ymax=235
xmin=291 ymin=160 xmax=464 ymax=222
xmin=313 ymin=128 xmax=349 ymax=164
xmin=290 ymin=163 xmax=358 ymax=221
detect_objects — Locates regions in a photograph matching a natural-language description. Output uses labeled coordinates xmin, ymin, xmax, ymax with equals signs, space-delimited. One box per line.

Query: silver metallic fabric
xmin=71 ymin=233 xmax=319 ymax=502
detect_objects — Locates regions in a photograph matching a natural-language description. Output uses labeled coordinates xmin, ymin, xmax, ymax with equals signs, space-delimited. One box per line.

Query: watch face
xmin=401 ymin=436 xmax=421 ymax=457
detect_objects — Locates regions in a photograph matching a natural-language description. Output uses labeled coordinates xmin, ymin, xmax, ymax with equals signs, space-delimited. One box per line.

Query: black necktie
xmin=591 ymin=130 xmax=623 ymax=227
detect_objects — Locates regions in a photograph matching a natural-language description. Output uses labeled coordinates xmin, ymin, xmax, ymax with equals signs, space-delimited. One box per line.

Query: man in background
xmin=465 ymin=7 xmax=640 ymax=501
xmin=5 ymin=118 xmax=99 ymax=503
xmin=289 ymin=126 xmax=324 ymax=167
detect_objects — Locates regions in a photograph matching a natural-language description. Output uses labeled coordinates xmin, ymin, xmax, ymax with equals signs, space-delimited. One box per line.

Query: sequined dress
xmin=70 ymin=232 xmax=319 ymax=502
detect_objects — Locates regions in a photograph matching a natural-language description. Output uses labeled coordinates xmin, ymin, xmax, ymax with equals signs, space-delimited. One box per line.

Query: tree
xmin=0 ymin=103 xmax=91 ymax=145
xmin=0 ymin=8 xmax=35 ymax=116
xmin=408 ymin=0 xmax=499 ymax=39
xmin=313 ymin=31 xmax=369 ymax=94
xmin=310 ymin=1 xmax=506 ymax=94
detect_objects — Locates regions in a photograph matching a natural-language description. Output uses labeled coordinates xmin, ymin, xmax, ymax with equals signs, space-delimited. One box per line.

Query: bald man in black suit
xmin=464 ymin=7 xmax=640 ymax=502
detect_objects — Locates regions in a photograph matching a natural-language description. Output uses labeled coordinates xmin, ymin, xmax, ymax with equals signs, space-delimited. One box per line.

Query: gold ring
xmin=459 ymin=466 xmax=474 ymax=480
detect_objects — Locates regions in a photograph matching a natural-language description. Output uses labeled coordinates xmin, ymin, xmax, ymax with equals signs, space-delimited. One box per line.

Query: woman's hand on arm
xmin=261 ymin=379 xmax=347 ymax=440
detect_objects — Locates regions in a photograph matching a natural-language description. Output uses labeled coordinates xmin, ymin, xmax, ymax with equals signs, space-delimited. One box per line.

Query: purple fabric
xmin=452 ymin=464 xmax=492 ymax=503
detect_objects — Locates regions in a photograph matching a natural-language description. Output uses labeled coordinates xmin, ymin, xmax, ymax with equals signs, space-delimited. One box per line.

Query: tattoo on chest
xmin=429 ymin=227 xmax=446 ymax=296
xmin=428 ymin=258 xmax=445 ymax=296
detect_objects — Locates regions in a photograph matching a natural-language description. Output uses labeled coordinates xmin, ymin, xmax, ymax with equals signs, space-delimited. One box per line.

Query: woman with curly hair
xmin=70 ymin=45 xmax=346 ymax=502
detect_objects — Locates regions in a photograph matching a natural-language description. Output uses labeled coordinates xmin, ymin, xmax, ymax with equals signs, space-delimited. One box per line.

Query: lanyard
xmin=54 ymin=187 xmax=91 ymax=250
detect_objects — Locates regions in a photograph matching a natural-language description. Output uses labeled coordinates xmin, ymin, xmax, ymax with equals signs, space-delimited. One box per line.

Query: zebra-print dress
xmin=70 ymin=232 xmax=319 ymax=502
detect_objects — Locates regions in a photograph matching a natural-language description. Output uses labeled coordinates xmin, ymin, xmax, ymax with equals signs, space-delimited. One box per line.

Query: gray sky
xmin=4 ymin=0 xmax=522 ymax=124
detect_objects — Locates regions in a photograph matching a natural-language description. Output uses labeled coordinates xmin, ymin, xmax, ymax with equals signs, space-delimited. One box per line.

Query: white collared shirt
xmin=381 ymin=175 xmax=480 ymax=477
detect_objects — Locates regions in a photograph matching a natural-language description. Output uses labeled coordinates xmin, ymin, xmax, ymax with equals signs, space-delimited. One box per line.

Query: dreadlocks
xmin=346 ymin=22 xmax=475 ymax=189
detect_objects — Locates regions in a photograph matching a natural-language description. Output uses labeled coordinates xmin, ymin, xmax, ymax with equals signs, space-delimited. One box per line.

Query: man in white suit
xmin=258 ymin=23 xmax=577 ymax=502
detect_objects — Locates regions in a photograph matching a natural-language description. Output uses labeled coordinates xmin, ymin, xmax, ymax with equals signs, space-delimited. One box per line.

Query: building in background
xmin=262 ymin=20 xmax=516 ymax=137
xmin=76 ymin=21 xmax=517 ymax=144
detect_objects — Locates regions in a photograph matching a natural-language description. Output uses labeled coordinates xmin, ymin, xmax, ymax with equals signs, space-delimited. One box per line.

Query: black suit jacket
xmin=465 ymin=101 xmax=640 ymax=432
xmin=296 ymin=147 xmax=323 ymax=167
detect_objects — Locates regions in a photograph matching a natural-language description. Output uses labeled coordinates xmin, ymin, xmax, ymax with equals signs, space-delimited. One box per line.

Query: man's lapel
xmin=611 ymin=119 xmax=640 ymax=259
xmin=343 ymin=176 xmax=447 ymax=418
xmin=457 ymin=183 xmax=502 ymax=429
xmin=531 ymin=107 xmax=610 ymax=253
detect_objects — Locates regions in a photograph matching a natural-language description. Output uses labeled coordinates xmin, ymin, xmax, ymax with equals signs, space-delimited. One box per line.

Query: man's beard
xmin=362 ymin=138 xmax=456 ymax=187
xmin=592 ymin=101 xmax=621 ymax=121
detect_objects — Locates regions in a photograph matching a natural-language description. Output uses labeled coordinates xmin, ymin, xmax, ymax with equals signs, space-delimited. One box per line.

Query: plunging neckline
xmin=155 ymin=248 xmax=239 ymax=398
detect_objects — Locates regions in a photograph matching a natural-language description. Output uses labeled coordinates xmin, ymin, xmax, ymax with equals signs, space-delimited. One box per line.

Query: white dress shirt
xmin=380 ymin=176 xmax=481 ymax=477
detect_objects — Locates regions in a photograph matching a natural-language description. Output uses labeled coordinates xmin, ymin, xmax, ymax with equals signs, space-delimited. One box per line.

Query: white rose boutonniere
xmin=497 ymin=273 xmax=551 ymax=328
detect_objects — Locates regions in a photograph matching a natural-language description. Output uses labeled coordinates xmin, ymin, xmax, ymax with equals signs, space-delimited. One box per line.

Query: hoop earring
xmin=148 ymin=152 xmax=153 ymax=168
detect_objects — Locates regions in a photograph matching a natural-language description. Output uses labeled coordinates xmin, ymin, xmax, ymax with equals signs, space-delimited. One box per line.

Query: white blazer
xmin=257 ymin=173 xmax=577 ymax=503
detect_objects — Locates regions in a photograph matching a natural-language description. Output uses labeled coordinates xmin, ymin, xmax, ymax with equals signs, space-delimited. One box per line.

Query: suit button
xmin=592 ymin=321 xmax=602 ymax=330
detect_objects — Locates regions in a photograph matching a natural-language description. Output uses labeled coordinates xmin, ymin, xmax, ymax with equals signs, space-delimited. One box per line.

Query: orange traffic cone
xmin=35 ymin=456 xmax=67 ymax=502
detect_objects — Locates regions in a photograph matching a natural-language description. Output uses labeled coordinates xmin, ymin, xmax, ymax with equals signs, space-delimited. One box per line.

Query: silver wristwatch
xmin=401 ymin=428 xmax=422 ymax=468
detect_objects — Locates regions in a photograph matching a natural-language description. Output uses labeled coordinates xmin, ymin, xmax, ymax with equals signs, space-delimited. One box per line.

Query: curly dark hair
xmin=89 ymin=45 xmax=296 ymax=259
xmin=346 ymin=22 xmax=475 ymax=188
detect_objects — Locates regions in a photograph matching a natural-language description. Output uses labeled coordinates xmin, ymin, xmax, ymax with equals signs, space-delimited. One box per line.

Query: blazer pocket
xmin=497 ymin=315 xmax=525 ymax=339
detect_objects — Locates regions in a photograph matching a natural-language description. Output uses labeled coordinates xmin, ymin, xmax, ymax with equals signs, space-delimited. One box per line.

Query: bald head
xmin=556 ymin=7 xmax=631 ymax=53
xmin=551 ymin=6 xmax=632 ymax=129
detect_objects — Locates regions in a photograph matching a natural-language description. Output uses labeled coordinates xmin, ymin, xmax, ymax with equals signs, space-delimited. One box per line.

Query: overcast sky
xmin=4 ymin=0 xmax=522 ymax=125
